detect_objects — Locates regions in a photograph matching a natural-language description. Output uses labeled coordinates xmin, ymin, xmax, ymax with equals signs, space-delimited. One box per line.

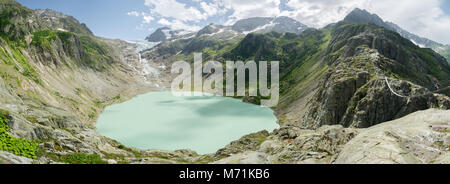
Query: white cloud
xmin=283 ymin=0 xmax=370 ymax=28
xmin=200 ymin=1 xmax=227 ymax=17
xmin=141 ymin=12 xmax=154 ymax=24
xmin=127 ymin=11 xmax=140 ymax=17
xmin=144 ymin=0 xmax=208 ymax=22
xmin=132 ymin=0 xmax=450 ymax=44
xmin=364 ymin=0 xmax=450 ymax=45
xmin=157 ymin=18 xmax=202 ymax=32
xmin=222 ymin=0 xmax=282 ymax=25
xmin=127 ymin=11 xmax=154 ymax=24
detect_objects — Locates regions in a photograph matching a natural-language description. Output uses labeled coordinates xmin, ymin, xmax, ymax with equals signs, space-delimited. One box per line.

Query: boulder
xmin=335 ymin=109 xmax=450 ymax=164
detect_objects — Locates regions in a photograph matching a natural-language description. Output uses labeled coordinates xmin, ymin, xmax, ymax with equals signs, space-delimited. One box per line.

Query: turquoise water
xmin=96 ymin=92 xmax=278 ymax=154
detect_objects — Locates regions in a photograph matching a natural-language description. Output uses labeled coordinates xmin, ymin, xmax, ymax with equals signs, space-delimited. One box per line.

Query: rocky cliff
xmin=299 ymin=22 xmax=450 ymax=129
xmin=212 ymin=109 xmax=449 ymax=164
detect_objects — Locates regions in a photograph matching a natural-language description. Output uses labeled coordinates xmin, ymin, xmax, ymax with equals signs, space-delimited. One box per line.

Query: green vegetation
xmin=0 ymin=0 xmax=33 ymax=41
xmin=30 ymin=29 xmax=115 ymax=72
xmin=161 ymin=28 xmax=333 ymax=106
xmin=0 ymin=47 xmax=13 ymax=65
xmin=0 ymin=109 xmax=38 ymax=159
xmin=93 ymin=99 xmax=102 ymax=107
xmin=37 ymin=147 xmax=107 ymax=164
xmin=120 ymin=146 xmax=142 ymax=158
xmin=434 ymin=46 xmax=450 ymax=65
xmin=327 ymin=22 xmax=450 ymax=90
xmin=166 ymin=21 xmax=449 ymax=108
xmin=31 ymin=30 xmax=58 ymax=49
xmin=58 ymin=153 xmax=107 ymax=164
xmin=193 ymin=155 xmax=217 ymax=164
xmin=79 ymin=35 xmax=114 ymax=71
xmin=88 ymin=112 xmax=96 ymax=120
xmin=9 ymin=44 xmax=40 ymax=83
xmin=0 ymin=36 xmax=40 ymax=83
xmin=31 ymin=30 xmax=76 ymax=49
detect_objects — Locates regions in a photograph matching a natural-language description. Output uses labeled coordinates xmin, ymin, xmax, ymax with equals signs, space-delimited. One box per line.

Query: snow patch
xmin=243 ymin=20 xmax=278 ymax=35
xmin=410 ymin=39 xmax=425 ymax=48
xmin=162 ymin=29 xmax=172 ymax=40
xmin=202 ymin=28 xmax=225 ymax=37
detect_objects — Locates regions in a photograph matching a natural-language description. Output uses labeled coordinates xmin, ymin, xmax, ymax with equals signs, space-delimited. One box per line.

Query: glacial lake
xmin=96 ymin=92 xmax=278 ymax=154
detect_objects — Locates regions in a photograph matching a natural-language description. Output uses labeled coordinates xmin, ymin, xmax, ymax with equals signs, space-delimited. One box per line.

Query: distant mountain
xmin=195 ymin=24 xmax=240 ymax=40
xmin=144 ymin=16 xmax=309 ymax=44
xmin=232 ymin=16 xmax=308 ymax=34
xmin=145 ymin=27 xmax=188 ymax=42
xmin=344 ymin=8 xmax=450 ymax=63
xmin=344 ymin=8 xmax=386 ymax=27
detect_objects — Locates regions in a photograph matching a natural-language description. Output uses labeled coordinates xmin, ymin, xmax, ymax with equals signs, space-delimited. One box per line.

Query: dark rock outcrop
xmin=145 ymin=27 xmax=170 ymax=42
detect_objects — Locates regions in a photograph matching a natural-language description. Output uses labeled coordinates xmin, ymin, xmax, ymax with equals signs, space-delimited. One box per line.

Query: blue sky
xmin=17 ymin=0 xmax=450 ymax=44
xmin=443 ymin=0 xmax=450 ymax=13
xmin=18 ymin=0 xmax=151 ymax=40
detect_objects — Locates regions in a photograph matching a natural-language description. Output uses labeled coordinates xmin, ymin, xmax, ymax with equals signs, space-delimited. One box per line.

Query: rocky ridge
xmin=344 ymin=8 xmax=450 ymax=63
xmin=212 ymin=109 xmax=449 ymax=164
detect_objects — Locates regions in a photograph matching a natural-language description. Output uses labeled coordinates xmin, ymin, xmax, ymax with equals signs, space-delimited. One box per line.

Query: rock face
xmin=0 ymin=151 xmax=34 ymax=164
xmin=146 ymin=27 xmax=168 ymax=42
xmin=213 ymin=125 xmax=359 ymax=164
xmin=335 ymin=109 xmax=450 ymax=164
xmin=344 ymin=8 xmax=386 ymax=27
xmin=145 ymin=27 xmax=190 ymax=42
xmin=297 ymin=22 xmax=450 ymax=129
xmin=35 ymin=9 xmax=93 ymax=35
xmin=145 ymin=27 xmax=171 ymax=42
xmin=214 ymin=109 xmax=449 ymax=164
xmin=302 ymin=47 xmax=450 ymax=129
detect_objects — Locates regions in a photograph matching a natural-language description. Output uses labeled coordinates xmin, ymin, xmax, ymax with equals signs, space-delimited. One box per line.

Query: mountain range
xmin=0 ymin=0 xmax=449 ymax=164
xmin=146 ymin=8 xmax=450 ymax=65
xmin=145 ymin=16 xmax=308 ymax=43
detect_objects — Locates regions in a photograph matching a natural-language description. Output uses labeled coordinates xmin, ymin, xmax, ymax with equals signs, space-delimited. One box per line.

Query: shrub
xmin=31 ymin=30 xmax=58 ymax=50
xmin=58 ymin=153 xmax=107 ymax=164
xmin=0 ymin=109 xmax=38 ymax=159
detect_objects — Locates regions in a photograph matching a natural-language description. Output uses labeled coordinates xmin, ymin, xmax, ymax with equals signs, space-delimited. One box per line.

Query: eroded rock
xmin=335 ymin=109 xmax=450 ymax=164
